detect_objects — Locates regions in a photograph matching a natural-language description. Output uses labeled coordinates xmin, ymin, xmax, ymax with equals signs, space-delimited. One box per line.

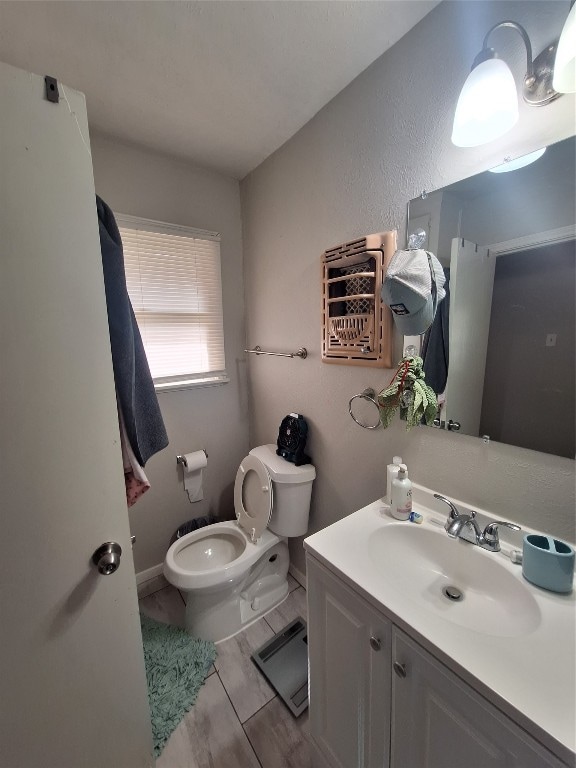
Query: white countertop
xmin=304 ymin=485 xmax=576 ymax=765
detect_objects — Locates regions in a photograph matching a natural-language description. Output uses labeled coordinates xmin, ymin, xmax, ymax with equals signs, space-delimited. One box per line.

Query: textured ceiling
xmin=0 ymin=1 xmax=438 ymax=178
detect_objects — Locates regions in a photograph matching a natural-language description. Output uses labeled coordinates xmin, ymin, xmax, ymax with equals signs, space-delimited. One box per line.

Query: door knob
xmin=92 ymin=542 xmax=122 ymax=575
xmin=369 ymin=636 xmax=381 ymax=651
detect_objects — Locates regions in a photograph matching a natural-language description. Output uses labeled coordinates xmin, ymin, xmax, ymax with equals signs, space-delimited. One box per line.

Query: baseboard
xmin=289 ymin=563 xmax=307 ymax=589
xmin=136 ymin=562 xmax=164 ymax=585
xmin=136 ymin=562 xmax=168 ymax=598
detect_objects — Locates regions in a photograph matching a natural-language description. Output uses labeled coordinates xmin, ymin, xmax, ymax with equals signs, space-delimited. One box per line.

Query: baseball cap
xmin=381 ymin=249 xmax=446 ymax=335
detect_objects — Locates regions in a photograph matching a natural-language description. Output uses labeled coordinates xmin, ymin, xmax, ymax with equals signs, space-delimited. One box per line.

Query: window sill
xmin=154 ymin=374 xmax=230 ymax=393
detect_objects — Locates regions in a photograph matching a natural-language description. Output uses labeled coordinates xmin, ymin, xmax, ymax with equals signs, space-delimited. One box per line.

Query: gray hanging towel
xmin=97 ymin=195 xmax=168 ymax=466
xmin=422 ymin=269 xmax=450 ymax=394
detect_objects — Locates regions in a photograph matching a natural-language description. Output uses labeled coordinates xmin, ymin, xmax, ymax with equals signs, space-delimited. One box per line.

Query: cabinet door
xmin=307 ymin=555 xmax=391 ymax=768
xmin=391 ymin=629 xmax=566 ymax=768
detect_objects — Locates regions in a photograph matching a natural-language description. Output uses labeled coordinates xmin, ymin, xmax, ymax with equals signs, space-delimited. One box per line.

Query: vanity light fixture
xmin=452 ymin=17 xmax=569 ymax=148
xmin=488 ymin=146 xmax=546 ymax=173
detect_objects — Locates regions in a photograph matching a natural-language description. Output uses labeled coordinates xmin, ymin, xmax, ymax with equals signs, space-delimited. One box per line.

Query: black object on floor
xmin=252 ymin=617 xmax=309 ymax=717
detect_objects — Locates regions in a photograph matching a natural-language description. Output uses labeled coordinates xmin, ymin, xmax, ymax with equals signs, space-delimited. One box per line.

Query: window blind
xmin=117 ymin=215 xmax=227 ymax=390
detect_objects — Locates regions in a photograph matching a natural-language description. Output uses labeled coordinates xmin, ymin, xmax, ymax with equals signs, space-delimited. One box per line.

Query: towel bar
xmin=245 ymin=345 xmax=308 ymax=359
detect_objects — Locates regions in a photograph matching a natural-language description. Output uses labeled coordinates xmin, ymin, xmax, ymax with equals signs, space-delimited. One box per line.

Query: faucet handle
xmin=434 ymin=494 xmax=460 ymax=520
xmin=482 ymin=521 xmax=521 ymax=548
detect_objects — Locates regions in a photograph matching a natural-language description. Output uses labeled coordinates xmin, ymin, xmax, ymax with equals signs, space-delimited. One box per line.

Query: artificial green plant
xmin=378 ymin=356 xmax=438 ymax=430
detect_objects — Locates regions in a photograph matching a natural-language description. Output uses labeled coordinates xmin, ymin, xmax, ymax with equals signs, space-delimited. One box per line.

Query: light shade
xmin=553 ymin=3 xmax=576 ymax=93
xmin=489 ymin=147 xmax=546 ymax=173
xmin=452 ymin=58 xmax=519 ymax=147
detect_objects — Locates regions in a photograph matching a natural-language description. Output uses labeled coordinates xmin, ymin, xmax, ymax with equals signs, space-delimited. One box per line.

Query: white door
xmin=0 ymin=63 xmax=154 ymax=767
xmin=307 ymin=556 xmax=391 ymax=768
xmin=444 ymin=237 xmax=495 ymax=434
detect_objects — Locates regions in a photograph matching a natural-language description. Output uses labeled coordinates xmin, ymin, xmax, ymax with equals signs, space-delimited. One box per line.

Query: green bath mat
xmin=139 ymin=614 xmax=217 ymax=756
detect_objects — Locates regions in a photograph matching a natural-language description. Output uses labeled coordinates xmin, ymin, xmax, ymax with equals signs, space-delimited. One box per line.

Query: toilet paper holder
xmin=177 ymin=450 xmax=208 ymax=467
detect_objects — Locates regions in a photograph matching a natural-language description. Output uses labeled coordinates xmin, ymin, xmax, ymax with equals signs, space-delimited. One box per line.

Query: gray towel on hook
xmin=422 ymin=269 xmax=450 ymax=394
xmin=97 ymin=195 xmax=168 ymax=466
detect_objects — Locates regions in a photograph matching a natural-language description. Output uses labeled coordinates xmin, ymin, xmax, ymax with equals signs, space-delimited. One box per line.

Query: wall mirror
xmin=407 ymin=136 xmax=575 ymax=459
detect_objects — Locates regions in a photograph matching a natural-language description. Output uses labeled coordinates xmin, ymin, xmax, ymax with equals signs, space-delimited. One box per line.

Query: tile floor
xmin=139 ymin=575 xmax=312 ymax=768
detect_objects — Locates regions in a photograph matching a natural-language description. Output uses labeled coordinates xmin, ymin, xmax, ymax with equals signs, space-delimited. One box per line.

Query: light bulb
xmin=553 ymin=3 xmax=576 ymax=93
xmin=452 ymin=58 xmax=519 ymax=147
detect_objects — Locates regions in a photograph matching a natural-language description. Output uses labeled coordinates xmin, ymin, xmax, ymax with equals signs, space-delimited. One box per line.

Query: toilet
xmin=164 ymin=444 xmax=315 ymax=642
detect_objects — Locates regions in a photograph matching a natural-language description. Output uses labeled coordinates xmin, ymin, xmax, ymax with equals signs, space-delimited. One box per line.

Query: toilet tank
xmin=249 ymin=444 xmax=316 ymax=538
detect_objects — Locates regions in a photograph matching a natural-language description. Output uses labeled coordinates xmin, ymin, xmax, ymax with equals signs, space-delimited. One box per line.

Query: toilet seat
xmin=234 ymin=455 xmax=273 ymax=542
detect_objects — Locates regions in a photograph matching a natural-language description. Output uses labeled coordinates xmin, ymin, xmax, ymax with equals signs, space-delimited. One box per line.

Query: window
xmin=117 ymin=214 xmax=228 ymax=391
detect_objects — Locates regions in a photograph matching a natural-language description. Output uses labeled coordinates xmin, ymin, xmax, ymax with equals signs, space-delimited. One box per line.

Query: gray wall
xmin=241 ymin=0 xmax=576 ymax=575
xmin=91 ymin=132 xmax=248 ymax=573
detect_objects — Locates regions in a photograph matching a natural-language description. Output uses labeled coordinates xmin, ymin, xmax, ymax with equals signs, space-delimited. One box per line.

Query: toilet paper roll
xmin=182 ymin=450 xmax=208 ymax=503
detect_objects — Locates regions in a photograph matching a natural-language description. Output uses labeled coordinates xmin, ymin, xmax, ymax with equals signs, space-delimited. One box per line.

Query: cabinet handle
xmin=393 ymin=661 xmax=407 ymax=678
xmin=369 ymin=636 xmax=381 ymax=651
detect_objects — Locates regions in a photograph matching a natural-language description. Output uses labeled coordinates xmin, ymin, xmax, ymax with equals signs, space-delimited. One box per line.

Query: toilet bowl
xmin=164 ymin=444 xmax=315 ymax=642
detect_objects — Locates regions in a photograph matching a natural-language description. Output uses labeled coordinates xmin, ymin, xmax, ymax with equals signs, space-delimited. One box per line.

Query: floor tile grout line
xmin=214 ymin=667 xmax=242 ymax=724
xmin=263 ymin=586 xmax=307 ymax=633
xmin=216 ymin=662 xmax=277 ymax=726
xmin=136 ymin=579 xmax=168 ymax=601
xmin=214 ymin=669 xmax=265 ymax=768
xmin=290 ymin=573 xmax=307 ymax=590
xmin=288 ymin=579 xmax=300 ymax=594
xmin=242 ymin=696 xmax=313 ymax=766
xmin=241 ymin=689 xmax=280 ymax=727
xmin=245 ymin=731 xmax=265 ymax=768
xmin=138 ymin=585 xmax=188 ymax=628
xmin=214 ymin=668 xmax=249 ymax=725
xmin=242 ymin=720 xmax=266 ymax=768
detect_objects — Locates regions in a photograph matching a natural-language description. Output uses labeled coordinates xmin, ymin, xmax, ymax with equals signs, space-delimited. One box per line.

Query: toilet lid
xmin=234 ymin=455 xmax=273 ymax=540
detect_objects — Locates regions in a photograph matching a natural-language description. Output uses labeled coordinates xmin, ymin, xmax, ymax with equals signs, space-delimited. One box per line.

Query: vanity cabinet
xmin=307 ymin=554 xmax=567 ymax=768
xmin=307 ymin=556 xmax=392 ymax=768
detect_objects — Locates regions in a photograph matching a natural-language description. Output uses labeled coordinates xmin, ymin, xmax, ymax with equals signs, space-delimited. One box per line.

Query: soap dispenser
xmin=391 ymin=464 xmax=412 ymax=521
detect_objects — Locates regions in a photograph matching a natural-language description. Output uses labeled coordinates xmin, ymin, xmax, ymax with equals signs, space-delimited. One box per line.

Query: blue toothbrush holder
xmin=522 ymin=534 xmax=575 ymax=594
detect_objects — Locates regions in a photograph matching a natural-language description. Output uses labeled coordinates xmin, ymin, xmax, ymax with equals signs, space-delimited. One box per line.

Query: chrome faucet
xmin=433 ymin=494 xmax=521 ymax=552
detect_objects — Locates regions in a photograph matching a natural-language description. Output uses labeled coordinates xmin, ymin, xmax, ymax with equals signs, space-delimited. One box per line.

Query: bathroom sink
xmin=368 ymin=524 xmax=541 ymax=637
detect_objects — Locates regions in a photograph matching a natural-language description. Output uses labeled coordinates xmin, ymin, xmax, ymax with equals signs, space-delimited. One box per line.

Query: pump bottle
xmin=391 ymin=464 xmax=412 ymax=521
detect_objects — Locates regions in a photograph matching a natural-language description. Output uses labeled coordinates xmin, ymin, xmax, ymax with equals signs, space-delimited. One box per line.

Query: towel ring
xmin=349 ymin=388 xmax=381 ymax=430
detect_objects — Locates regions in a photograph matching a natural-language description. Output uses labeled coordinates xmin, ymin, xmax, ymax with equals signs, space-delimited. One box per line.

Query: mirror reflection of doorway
xmin=480 ymin=239 xmax=575 ymax=459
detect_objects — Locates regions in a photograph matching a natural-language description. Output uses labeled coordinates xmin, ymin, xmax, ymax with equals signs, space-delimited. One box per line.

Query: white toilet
xmin=164 ymin=444 xmax=315 ymax=642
